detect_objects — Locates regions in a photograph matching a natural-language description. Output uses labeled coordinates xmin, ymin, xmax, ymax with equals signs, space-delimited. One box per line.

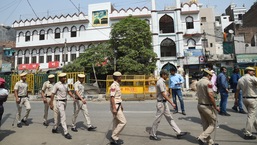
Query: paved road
xmin=0 ymin=100 xmax=256 ymax=145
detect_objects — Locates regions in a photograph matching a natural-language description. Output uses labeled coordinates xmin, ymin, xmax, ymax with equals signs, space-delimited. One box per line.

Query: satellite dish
xmin=229 ymin=29 xmax=234 ymax=34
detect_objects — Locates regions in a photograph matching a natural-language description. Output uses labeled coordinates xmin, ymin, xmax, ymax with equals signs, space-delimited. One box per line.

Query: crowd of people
xmin=0 ymin=64 xmax=256 ymax=145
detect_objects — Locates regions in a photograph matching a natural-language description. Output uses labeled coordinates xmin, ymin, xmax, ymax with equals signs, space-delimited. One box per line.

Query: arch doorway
xmin=162 ymin=62 xmax=176 ymax=72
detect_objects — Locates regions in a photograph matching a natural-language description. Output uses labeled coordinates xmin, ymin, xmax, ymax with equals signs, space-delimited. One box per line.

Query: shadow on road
xmin=219 ymin=124 xmax=244 ymax=138
xmin=178 ymin=116 xmax=202 ymax=125
xmin=0 ymin=130 xmax=15 ymax=141
xmin=1 ymin=113 xmax=11 ymax=125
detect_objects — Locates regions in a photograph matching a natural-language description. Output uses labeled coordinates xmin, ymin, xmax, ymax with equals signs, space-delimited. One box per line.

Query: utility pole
xmin=63 ymin=39 xmax=67 ymax=66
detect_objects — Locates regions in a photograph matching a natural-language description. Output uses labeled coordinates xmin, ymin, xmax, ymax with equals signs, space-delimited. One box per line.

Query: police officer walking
xmin=14 ymin=72 xmax=31 ymax=128
xmin=110 ymin=72 xmax=126 ymax=145
xmin=236 ymin=67 xmax=257 ymax=140
xmin=50 ymin=73 xmax=75 ymax=139
xmin=71 ymin=74 xmax=97 ymax=132
xmin=41 ymin=74 xmax=55 ymax=126
xmin=196 ymin=69 xmax=220 ymax=145
xmin=149 ymin=69 xmax=188 ymax=141
xmin=0 ymin=78 xmax=8 ymax=127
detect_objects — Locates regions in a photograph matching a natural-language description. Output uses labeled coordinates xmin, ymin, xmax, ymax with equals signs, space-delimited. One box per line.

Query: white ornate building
xmin=13 ymin=0 xmax=203 ymax=87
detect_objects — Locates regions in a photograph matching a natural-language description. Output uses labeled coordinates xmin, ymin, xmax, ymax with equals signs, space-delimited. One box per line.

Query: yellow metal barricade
xmin=106 ymin=75 xmax=158 ymax=101
xmin=11 ymin=74 xmax=34 ymax=94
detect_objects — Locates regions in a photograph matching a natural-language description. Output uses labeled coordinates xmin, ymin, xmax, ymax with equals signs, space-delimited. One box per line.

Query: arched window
xmin=160 ymin=38 xmax=176 ymax=57
xmin=187 ymin=38 xmax=196 ymax=49
xmin=54 ymin=47 xmax=60 ymax=61
xmin=18 ymin=32 xmax=24 ymax=42
xmin=25 ymin=31 xmax=31 ymax=42
xmin=47 ymin=47 xmax=52 ymax=62
xmin=70 ymin=46 xmax=77 ymax=61
xmin=79 ymin=25 xmax=86 ymax=31
xmin=39 ymin=48 xmax=45 ymax=63
xmin=31 ymin=49 xmax=37 ymax=63
xmin=55 ymin=28 xmax=61 ymax=39
xmin=186 ymin=16 xmax=194 ymax=29
xmin=32 ymin=30 xmax=38 ymax=41
xmin=24 ymin=49 xmax=30 ymax=64
xmin=62 ymin=27 xmax=69 ymax=38
xmin=79 ymin=45 xmax=85 ymax=56
xmin=145 ymin=19 xmax=150 ymax=25
xmin=39 ymin=29 xmax=45 ymax=40
xmin=159 ymin=14 xmax=174 ymax=33
xmin=47 ymin=28 xmax=53 ymax=40
xmin=71 ymin=26 xmax=77 ymax=37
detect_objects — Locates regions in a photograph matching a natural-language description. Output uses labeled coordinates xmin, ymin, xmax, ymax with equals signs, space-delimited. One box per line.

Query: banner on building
xmin=18 ymin=63 xmax=39 ymax=70
xmin=236 ymin=54 xmax=257 ymax=63
xmin=184 ymin=49 xmax=203 ymax=65
xmin=48 ymin=61 xmax=59 ymax=68
xmin=92 ymin=10 xmax=108 ymax=26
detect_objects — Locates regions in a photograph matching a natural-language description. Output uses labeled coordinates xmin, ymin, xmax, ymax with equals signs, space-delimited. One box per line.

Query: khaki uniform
xmin=196 ymin=77 xmax=217 ymax=145
xmin=14 ymin=80 xmax=31 ymax=122
xmin=237 ymin=74 xmax=257 ymax=136
xmin=150 ymin=77 xmax=181 ymax=137
xmin=110 ymin=81 xmax=127 ymax=141
xmin=42 ymin=81 xmax=55 ymax=123
xmin=71 ymin=81 xmax=92 ymax=128
xmin=52 ymin=81 xmax=70 ymax=134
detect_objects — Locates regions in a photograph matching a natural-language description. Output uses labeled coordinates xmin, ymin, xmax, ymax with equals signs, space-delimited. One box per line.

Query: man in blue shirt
xmin=169 ymin=68 xmax=186 ymax=115
xmin=217 ymin=66 xmax=230 ymax=116
xmin=231 ymin=66 xmax=246 ymax=114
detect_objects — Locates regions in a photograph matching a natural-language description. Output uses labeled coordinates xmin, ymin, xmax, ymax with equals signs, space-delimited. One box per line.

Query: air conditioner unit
xmin=59 ymin=62 xmax=64 ymax=67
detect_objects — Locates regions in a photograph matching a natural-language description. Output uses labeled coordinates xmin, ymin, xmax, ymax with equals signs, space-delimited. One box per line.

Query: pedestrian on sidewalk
xmin=0 ymin=78 xmax=9 ymax=127
xmin=217 ymin=67 xmax=230 ymax=116
xmin=41 ymin=74 xmax=56 ymax=126
xmin=14 ymin=72 xmax=31 ymax=128
xmin=196 ymin=69 xmax=220 ymax=145
xmin=231 ymin=66 xmax=246 ymax=114
xmin=110 ymin=71 xmax=126 ymax=145
xmin=235 ymin=67 xmax=257 ymax=140
xmin=71 ymin=74 xmax=97 ymax=132
xmin=50 ymin=73 xmax=75 ymax=139
xmin=149 ymin=69 xmax=188 ymax=141
xmin=169 ymin=67 xmax=186 ymax=115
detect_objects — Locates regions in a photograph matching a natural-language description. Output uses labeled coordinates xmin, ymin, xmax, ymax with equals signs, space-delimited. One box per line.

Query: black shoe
xmin=219 ymin=112 xmax=224 ymax=116
xmin=52 ymin=128 xmax=59 ymax=133
xmin=21 ymin=119 xmax=29 ymax=126
xmin=43 ymin=122 xmax=49 ymax=126
xmin=212 ymin=143 xmax=219 ymax=145
xmin=149 ymin=135 xmax=161 ymax=141
xmin=110 ymin=137 xmax=122 ymax=145
xmin=197 ymin=138 xmax=204 ymax=145
xmin=224 ymin=112 xmax=231 ymax=116
xmin=244 ymin=135 xmax=256 ymax=140
xmin=232 ymin=106 xmax=238 ymax=112
xmin=117 ymin=139 xmax=124 ymax=144
xmin=71 ymin=127 xmax=78 ymax=132
xmin=17 ymin=123 xmax=22 ymax=128
xmin=64 ymin=133 xmax=72 ymax=139
xmin=239 ymin=110 xmax=247 ymax=114
xmin=177 ymin=132 xmax=188 ymax=139
xmin=88 ymin=125 xmax=97 ymax=131
xmin=182 ymin=111 xmax=186 ymax=115
xmin=173 ymin=111 xmax=178 ymax=114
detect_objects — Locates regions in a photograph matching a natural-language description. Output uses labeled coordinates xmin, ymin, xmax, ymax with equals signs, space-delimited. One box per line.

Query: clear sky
xmin=0 ymin=0 xmax=256 ymax=26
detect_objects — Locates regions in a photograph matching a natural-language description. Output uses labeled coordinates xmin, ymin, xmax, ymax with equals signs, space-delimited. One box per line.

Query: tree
xmin=110 ymin=16 xmax=157 ymax=75
xmin=63 ymin=43 xmax=114 ymax=74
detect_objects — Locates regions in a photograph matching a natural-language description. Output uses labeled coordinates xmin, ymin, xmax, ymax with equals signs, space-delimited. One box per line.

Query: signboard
xmin=92 ymin=10 xmax=108 ymax=26
xmin=18 ymin=63 xmax=39 ymax=70
xmin=184 ymin=49 xmax=203 ymax=65
xmin=236 ymin=54 xmax=257 ymax=63
xmin=1 ymin=63 xmax=11 ymax=72
xmin=48 ymin=61 xmax=59 ymax=68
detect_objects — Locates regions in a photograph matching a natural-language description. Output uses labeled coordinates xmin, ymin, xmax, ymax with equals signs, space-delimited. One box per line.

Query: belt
xmin=46 ymin=96 xmax=51 ymax=98
xmin=243 ymin=97 xmax=257 ymax=99
xmin=157 ymin=100 xmax=167 ymax=103
xmin=18 ymin=96 xmax=27 ymax=98
xmin=56 ymin=99 xmax=67 ymax=102
xmin=199 ymin=103 xmax=213 ymax=106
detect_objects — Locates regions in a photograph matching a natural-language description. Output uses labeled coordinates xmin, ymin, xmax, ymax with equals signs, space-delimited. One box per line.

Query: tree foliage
xmin=110 ymin=16 xmax=157 ymax=75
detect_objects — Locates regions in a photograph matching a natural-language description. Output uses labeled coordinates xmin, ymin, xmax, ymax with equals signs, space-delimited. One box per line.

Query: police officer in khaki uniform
xmin=41 ymin=74 xmax=55 ymax=126
xmin=236 ymin=67 xmax=257 ymax=140
xmin=50 ymin=73 xmax=75 ymax=139
xmin=196 ymin=69 xmax=220 ymax=145
xmin=149 ymin=69 xmax=188 ymax=141
xmin=14 ymin=72 xmax=31 ymax=128
xmin=110 ymin=72 xmax=126 ymax=145
xmin=71 ymin=74 xmax=97 ymax=132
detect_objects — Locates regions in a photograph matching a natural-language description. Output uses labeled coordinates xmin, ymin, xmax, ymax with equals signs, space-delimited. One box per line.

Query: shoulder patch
xmin=208 ymin=84 xmax=213 ymax=88
xmin=111 ymin=88 xmax=116 ymax=92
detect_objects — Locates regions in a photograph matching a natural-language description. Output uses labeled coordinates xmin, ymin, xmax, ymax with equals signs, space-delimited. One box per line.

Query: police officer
xmin=14 ymin=72 xmax=31 ymax=128
xmin=50 ymin=73 xmax=75 ymax=139
xmin=110 ymin=72 xmax=126 ymax=145
xmin=41 ymin=74 xmax=55 ymax=126
xmin=0 ymin=78 xmax=8 ymax=127
xmin=196 ymin=69 xmax=220 ymax=145
xmin=236 ymin=67 xmax=257 ymax=140
xmin=71 ymin=74 xmax=97 ymax=132
xmin=149 ymin=69 xmax=188 ymax=141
